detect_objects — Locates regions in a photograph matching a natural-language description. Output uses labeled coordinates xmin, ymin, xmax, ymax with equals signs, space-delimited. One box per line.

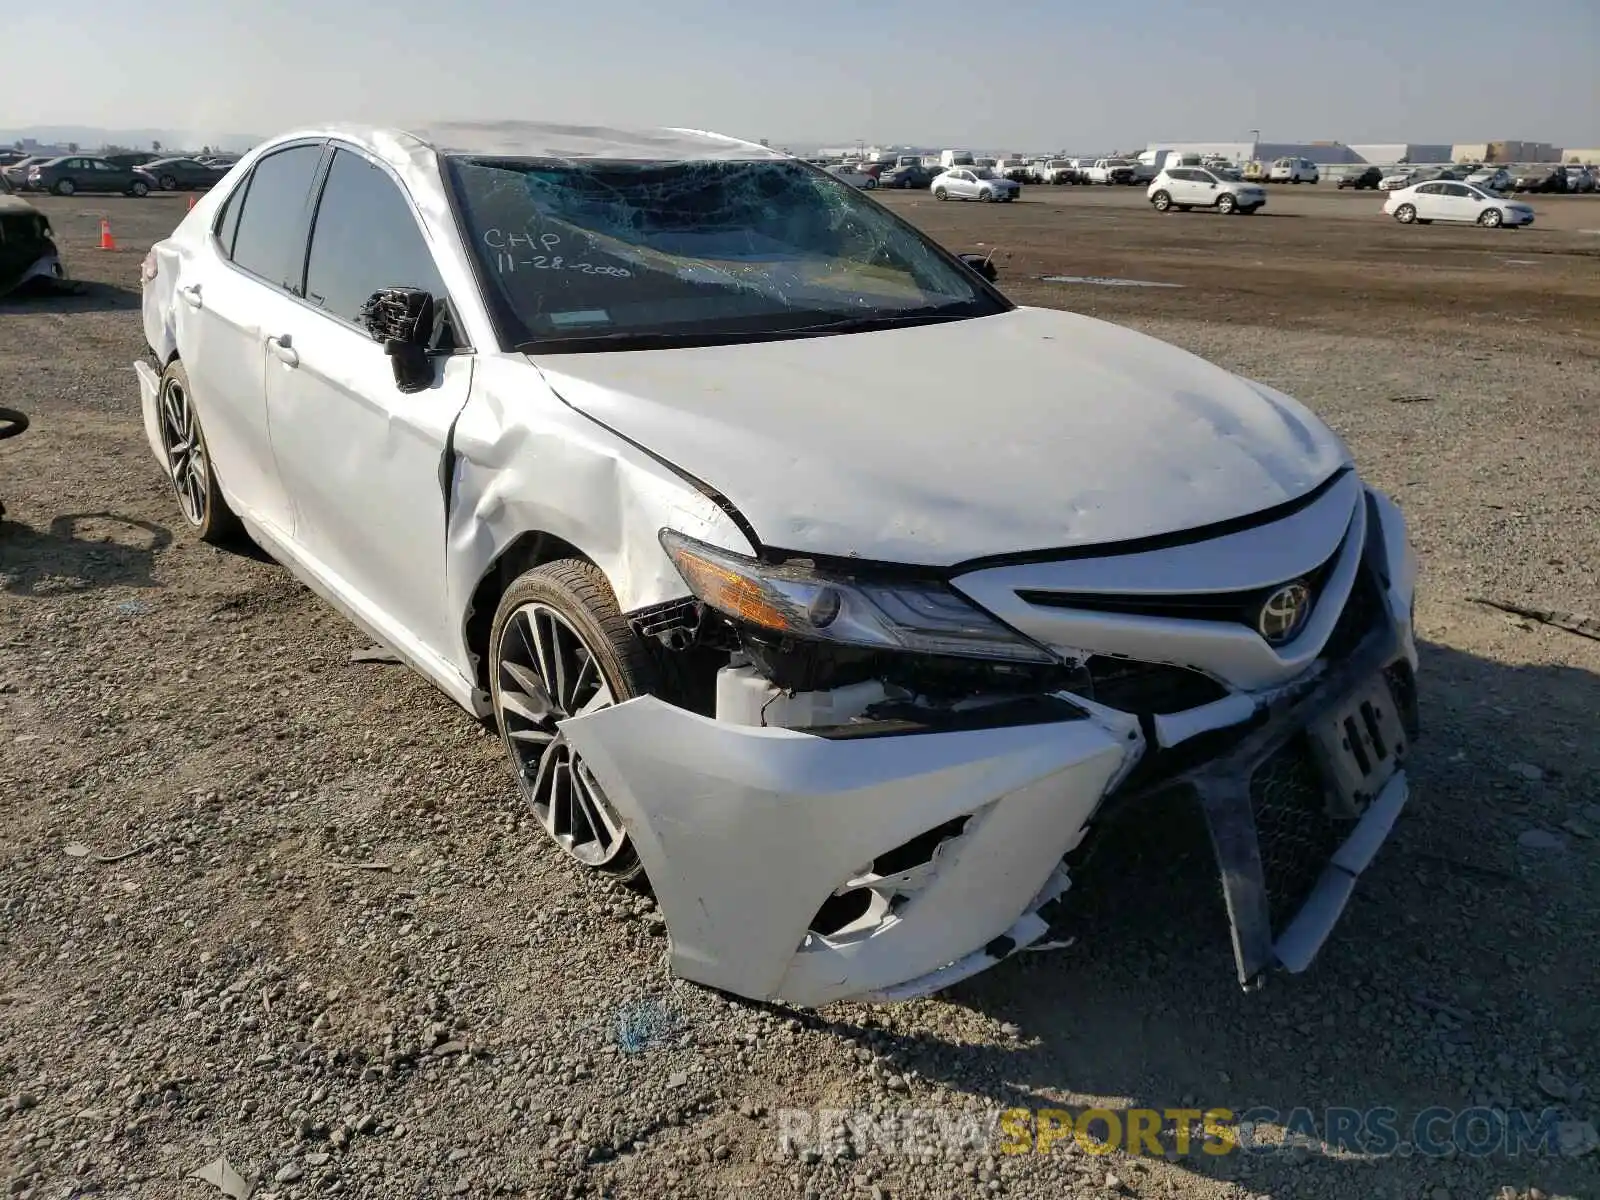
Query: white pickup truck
xmin=1083 ymin=158 xmax=1139 ymax=186
xmin=1035 ymin=158 xmax=1083 ymax=185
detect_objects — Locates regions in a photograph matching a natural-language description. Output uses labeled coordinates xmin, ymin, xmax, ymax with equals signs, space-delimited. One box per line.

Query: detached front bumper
xmin=561 ymin=698 xmax=1135 ymax=1008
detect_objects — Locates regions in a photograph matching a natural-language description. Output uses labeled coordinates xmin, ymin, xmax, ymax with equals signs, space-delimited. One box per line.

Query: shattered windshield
xmin=443 ymin=156 xmax=1005 ymax=351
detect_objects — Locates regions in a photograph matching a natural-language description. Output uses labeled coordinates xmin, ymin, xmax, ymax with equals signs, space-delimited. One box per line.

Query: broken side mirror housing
xmin=958 ymin=253 xmax=998 ymax=283
xmin=359 ymin=286 xmax=435 ymax=394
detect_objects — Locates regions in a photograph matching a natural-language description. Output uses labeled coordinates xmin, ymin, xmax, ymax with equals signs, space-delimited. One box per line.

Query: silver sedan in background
xmin=931 ymin=167 xmax=1021 ymax=202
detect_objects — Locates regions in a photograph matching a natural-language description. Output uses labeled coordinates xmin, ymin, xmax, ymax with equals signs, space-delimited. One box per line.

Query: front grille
xmin=1320 ymin=565 xmax=1381 ymax=662
xmin=1084 ymin=656 xmax=1228 ymax=715
xmin=1016 ymin=542 xmax=1344 ymax=633
xmin=1249 ymin=737 xmax=1345 ymax=933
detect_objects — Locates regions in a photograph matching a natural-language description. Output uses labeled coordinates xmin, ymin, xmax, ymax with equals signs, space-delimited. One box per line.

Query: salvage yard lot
xmin=1 ymin=189 xmax=1597 ymax=1200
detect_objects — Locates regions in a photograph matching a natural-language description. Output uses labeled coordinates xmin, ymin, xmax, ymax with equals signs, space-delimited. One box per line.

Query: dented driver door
xmin=262 ymin=147 xmax=475 ymax=667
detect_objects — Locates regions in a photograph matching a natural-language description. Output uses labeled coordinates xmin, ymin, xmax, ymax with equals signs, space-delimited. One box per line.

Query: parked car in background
xmin=931 ymin=167 xmax=1021 ymax=202
xmin=1384 ymin=180 xmax=1534 ymax=228
xmin=137 ymin=120 xmax=1420 ymax=1010
xmin=196 ymin=154 xmax=241 ymax=169
xmin=1083 ymin=158 xmax=1137 ymax=185
xmin=1268 ymin=157 xmax=1319 ymax=184
xmin=1036 ymin=158 xmax=1081 ymax=185
xmin=1379 ymin=169 xmax=1418 ymax=191
xmin=26 ymin=156 xmax=151 ymax=197
xmin=136 ymin=157 xmax=230 ymax=191
xmin=1561 ymin=165 xmax=1595 ymax=192
xmin=1 ymin=157 xmax=47 ymax=190
xmin=105 ymin=152 xmax=161 ymax=170
xmin=1465 ymin=167 xmax=1513 ymax=193
xmin=825 ymin=163 xmax=878 ymax=189
xmin=0 ymin=192 xmax=66 ymax=297
xmin=994 ymin=158 xmax=1033 ymax=183
xmin=1148 ymin=167 xmax=1266 ymax=215
xmin=1513 ymin=168 xmax=1569 ymax=194
xmin=1337 ymin=167 xmax=1383 ymax=190
xmin=880 ymin=162 xmax=935 ymax=189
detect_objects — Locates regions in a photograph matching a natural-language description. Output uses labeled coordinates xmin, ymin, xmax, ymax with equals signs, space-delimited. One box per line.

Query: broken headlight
xmin=659 ymin=530 xmax=1056 ymax=664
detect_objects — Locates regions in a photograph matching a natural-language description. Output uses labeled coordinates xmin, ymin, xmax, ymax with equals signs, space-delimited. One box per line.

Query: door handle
xmin=266 ymin=335 xmax=299 ymax=368
xmin=178 ymin=284 xmax=203 ymax=309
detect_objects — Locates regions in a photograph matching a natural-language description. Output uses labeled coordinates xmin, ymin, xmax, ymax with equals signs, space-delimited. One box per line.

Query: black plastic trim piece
xmin=794 ymin=694 xmax=1089 ymax=740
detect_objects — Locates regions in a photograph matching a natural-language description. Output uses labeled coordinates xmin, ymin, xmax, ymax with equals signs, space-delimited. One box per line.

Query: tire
xmin=1479 ymin=208 xmax=1502 ymax=228
xmin=1394 ymin=204 xmax=1417 ymax=224
xmin=156 ymin=360 xmax=240 ymax=544
xmin=159 ymin=174 xmax=177 ymax=190
xmin=1151 ymin=190 xmax=1172 ymax=211
xmin=933 ymin=187 xmax=947 ymax=200
xmin=862 ymin=178 xmax=876 ymax=189
xmin=489 ymin=559 xmax=658 ymax=884
xmin=979 ymin=189 xmax=993 ymax=202
xmin=53 ymin=178 xmax=76 ymax=196
xmin=1216 ymin=193 xmax=1237 ymax=214
xmin=129 ymin=180 xmax=149 ymax=197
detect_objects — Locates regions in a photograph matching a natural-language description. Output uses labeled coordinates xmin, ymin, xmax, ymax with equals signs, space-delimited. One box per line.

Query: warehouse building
xmin=1347 ymin=144 xmax=1452 ymax=164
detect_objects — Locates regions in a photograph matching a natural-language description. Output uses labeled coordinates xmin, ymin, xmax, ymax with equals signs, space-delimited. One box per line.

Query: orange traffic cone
xmin=186 ymin=194 xmax=197 ymax=211
xmin=98 ymin=218 xmax=116 ymax=251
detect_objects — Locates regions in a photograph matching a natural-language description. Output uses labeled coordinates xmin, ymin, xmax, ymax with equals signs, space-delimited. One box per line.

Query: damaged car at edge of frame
xmin=0 ymin=187 xmax=67 ymax=298
xmin=135 ymin=123 xmax=1421 ymax=1009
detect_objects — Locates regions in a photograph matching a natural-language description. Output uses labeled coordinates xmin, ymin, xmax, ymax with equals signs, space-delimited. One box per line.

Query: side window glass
xmin=215 ymin=186 xmax=244 ymax=256
xmin=303 ymin=149 xmax=446 ymax=326
xmin=230 ymin=144 xmax=324 ymax=291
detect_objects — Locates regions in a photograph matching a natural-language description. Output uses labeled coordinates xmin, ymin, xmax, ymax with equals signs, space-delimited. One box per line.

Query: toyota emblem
xmin=1257 ymin=581 xmax=1313 ymax=645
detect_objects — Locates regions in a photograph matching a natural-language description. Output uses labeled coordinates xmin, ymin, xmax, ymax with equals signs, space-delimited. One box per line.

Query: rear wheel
xmin=979 ymin=189 xmax=993 ymax=202
xmin=489 ymin=560 xmax=658 ymax=883
xmin=1216 ymin=193 xmax=1237 ymax=214
xmin=933 ymin=187 xmax=948 ymax=200
xmin=128 ymin=179 xmax=149 ymax=197
xmin=1151 ymin=190 xmax=1172 ymax=211
xmin=1478 ymin=208 xmax=1503 ymax=228
xmin=1394 ymin=204 xmax=1417 ymax=224
xmin=159 ymin=174 xmax=177 ymax=190
xmin=53 ymin=178 xmax=76 ymax=196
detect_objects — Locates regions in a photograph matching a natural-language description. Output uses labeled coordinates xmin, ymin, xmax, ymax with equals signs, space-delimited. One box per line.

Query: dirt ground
xmin=1 ymin=186 xmax=1597 ymax=1200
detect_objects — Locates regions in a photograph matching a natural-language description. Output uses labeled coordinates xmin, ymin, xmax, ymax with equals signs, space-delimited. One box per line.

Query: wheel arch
xmin=463 ymin=529 xmax=597 ymax=696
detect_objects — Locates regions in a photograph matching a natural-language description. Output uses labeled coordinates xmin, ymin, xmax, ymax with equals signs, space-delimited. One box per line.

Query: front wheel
xmin=1479 ymin=208 xmax=1503 ymax=228
xmin=157 ymin=361 xmax=240 ymax=543
xmin=1216 ymin=193 xmax=1237 ymax=214
xmin=862 ymin=178 xmax=876 ymax=189
xmin=1394 ymin=204 xmax=1417 ymax=224
xmin=489 ymin=560 xmax=658 ymax=883
xmin=979 ymin=189 xmax=993 ymax=202
xmin=1151 ymin=190 xmax=1172 ymax=211
xmin=159 ymin=174 xmax=177 ymax=190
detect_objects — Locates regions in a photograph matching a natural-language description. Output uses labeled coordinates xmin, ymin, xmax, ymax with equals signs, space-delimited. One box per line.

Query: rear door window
xmin=302 ymin=148 xmax=447 ymax=326
xmin=228 ymin=144 xmax=324 ymax=292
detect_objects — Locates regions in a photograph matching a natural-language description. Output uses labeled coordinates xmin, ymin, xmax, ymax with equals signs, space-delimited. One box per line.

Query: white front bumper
xmin=134 ymin=359 xmax=164 ymax=469
xmin=560 ymin=697 xmax=1131 ymax=1008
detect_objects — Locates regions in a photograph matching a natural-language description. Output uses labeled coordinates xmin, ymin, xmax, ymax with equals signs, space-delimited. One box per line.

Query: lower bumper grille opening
xmin=1384 ymin=660 xmax=1420 ymax=742
xmin=1250 ymin=737 xmax=1348 ymax=933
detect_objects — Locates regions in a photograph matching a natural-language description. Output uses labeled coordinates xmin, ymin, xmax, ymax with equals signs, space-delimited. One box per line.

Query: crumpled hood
xmin=533 ymin=306 xmax=1351 ymax=566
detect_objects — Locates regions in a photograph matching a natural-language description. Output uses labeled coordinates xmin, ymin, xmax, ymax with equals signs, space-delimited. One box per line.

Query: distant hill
xmin=0 ymin=126 xmax=260 ymax=153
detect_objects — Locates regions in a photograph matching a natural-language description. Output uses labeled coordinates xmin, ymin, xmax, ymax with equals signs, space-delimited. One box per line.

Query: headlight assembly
xmin=659 ymin=530 xmax=1057 ymax=664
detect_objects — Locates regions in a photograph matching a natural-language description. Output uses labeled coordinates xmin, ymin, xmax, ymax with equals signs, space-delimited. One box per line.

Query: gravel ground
xmin=1 ymin=191 xmax=1596 ymax=1200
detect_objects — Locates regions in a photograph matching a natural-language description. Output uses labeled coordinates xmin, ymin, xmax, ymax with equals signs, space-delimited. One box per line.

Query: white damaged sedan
xmin=137 ymin=123 xmax=1420 ymax=1008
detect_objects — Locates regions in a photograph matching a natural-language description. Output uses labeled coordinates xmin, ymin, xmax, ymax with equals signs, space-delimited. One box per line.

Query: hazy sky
xmin=6 ymin=0 xmax=1597 ymax=150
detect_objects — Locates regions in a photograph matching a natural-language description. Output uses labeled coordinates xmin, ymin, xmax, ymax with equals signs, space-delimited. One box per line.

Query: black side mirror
xmin=359 ymin=286 xmax=435 ymax=394
xmin=958 ymin=253 xmax=998 ymax=283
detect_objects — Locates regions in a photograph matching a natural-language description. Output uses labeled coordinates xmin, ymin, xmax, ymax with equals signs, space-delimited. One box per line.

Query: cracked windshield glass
xmin=445 ymin=156 xmax=999 ymax=347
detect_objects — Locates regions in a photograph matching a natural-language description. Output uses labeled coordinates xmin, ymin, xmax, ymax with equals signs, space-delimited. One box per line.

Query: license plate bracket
xmin=1308 ymin=674 xmax=1407 ymax=818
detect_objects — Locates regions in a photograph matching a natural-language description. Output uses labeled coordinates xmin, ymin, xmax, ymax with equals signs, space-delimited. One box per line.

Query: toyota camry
xmin=137 ymin=122 xmax=1420 ymax=1007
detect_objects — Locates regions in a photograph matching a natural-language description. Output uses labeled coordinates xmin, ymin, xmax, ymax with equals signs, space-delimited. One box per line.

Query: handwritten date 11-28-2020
xmin=482 ymin=227 xmax=633 ymax=277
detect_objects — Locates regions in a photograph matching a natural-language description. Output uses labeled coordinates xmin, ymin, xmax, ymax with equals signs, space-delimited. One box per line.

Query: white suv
xmin=1268 ymin=157 xmax=1320 ymax=184
xmin=1148 ymin=166 xmax=1267 ymax=215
